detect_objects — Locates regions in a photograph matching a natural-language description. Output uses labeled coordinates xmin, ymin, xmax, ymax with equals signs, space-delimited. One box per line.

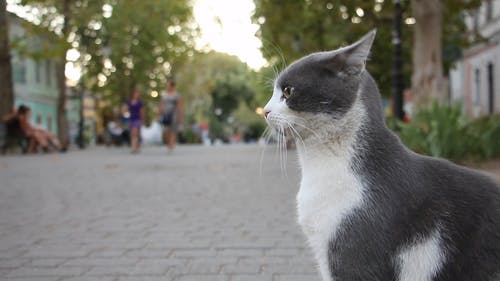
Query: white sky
xmin=193 ymin=0 xmax=266 ymax=69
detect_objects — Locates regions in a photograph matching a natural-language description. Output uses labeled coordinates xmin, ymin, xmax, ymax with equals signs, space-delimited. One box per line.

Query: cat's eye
xmin=282 ymin=86 xmax=293 ymax=100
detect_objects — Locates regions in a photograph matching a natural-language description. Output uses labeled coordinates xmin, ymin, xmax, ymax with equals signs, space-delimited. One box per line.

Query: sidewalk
xmin=0 ymin=145 xmax=319 ymax=281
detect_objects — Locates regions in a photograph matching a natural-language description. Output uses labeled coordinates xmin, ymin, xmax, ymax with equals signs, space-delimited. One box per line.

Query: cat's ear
xmin=342 ymin=29 xmax=376 ymax=70
xmin=324 ymin=29 xmax=376 ymax=75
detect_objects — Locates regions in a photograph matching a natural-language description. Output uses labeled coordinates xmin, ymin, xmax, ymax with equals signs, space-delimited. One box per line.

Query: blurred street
xmin=0 ymin=145 xmax=319 ymax=281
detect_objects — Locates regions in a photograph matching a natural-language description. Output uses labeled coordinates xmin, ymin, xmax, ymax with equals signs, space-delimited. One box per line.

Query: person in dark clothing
xmin=125 ymin=90 xmax=144 ymax=153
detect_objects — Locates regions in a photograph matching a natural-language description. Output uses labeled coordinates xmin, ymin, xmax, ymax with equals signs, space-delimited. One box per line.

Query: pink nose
xmin=264 ymin=110 xmax=271 ymax=118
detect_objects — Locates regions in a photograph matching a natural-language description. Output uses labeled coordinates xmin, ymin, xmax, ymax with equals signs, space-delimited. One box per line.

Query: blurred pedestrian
xmin=125 ymin=89 xmax=144 ymax=153
xmin=159 ymin=81 xmax=184 ymax=152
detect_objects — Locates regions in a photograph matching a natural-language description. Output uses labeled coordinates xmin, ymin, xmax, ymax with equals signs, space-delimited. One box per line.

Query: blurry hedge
xmin=398 ymin=102 xmax=500 ymax=162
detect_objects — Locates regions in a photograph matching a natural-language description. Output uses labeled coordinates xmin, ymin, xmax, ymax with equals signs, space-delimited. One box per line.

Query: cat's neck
xmin=296 ymin=93 xmax=365 ymax=172
xmin=295 ymin=75 xmax=407 ymax=174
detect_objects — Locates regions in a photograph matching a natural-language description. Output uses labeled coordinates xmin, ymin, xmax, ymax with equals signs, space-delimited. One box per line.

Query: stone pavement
xmin=0 ymin=145 xmax=320 ymax=281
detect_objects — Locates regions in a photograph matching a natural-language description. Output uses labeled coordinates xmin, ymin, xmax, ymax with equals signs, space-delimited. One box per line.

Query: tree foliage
xmin=253 ymin=0 xmax=413 ymax=98
xmin=13 ymin=0 xmax=197 ymax=133
xmin=175 ymin=51 xmax=255 ymax=121
xmin=174 ymin=51 xmax=260 ymax=138
xmin=17 ymin=0 xmax=106 ymax=144
xmin=80 ymin=0 xmax=197 ymax=106
xmin=253 ymin=0 xmax=481 ymax=99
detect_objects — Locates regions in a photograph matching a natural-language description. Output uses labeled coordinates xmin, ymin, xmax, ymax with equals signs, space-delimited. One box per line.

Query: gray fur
xmin=271 ymin=30 xmax=500 ymax=280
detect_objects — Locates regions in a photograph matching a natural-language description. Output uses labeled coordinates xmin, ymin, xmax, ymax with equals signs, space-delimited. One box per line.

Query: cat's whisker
xmin=284 ymin=120 xmax=307 ymax=154
xmin=270 ymin=113 xmax=324 ymax=143
xmin=286 ymin=119 xmax=324 ymax=142
xmin=260 ymin=38 xmax=287 ymax=75
xmin=277 ymin=126 xmax=282 ymax=175
xmin=280 ymin=126 xmax=286 ymax=177
xmin=282 ymin=126 xmax=289 ymax=179
xmin=259 ymin=127 xmax=272 ymax=177
xmin=278 ymin=125 xmax=288 ymax=179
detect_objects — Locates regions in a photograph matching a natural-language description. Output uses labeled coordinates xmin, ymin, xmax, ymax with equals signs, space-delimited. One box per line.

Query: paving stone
xmin=85 ymin=264 xmax=168 ymax=276
xmin=176 ymin=275 xmax=228 ymax=281
xmin=274 ymin=274 xmax=321 ymax=281
xmin=172 ymin=249 xmax=217 ymax=257
xmin=0 ymin=258 xmax=30 ymax=268
xmin=7 ymin=266 xmax=89 ymax=277
xmin=218 ymin=249 xmax=263 ymax=257
xmin=231 ymin=274 xmax=273 ymax=281
xmin=60 ymin=277 xmax=115 ymax=281
xmin=63 ymin=257 xmax=139 ymax=267
xmin=30 ymin=258 xmax=68 ymax=267
xmin=2 ymin=278 xmax=59 ymax=281
xmin=221 ymin=264 xmax=260 ymax=274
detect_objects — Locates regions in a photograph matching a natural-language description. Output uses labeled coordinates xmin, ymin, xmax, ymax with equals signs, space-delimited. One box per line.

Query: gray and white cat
xmin=263 ymin=30 xmax=500 ymax=281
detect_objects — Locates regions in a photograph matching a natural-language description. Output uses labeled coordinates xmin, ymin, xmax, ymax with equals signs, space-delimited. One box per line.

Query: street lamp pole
xmin=77 ymin=83 xmax=85 ymax=149
xmin=392 ymin=0 xmax=405 ymax=123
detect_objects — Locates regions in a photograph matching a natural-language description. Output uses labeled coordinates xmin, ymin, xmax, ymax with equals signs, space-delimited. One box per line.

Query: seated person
xmin=5 ymin=105 xmax=64 ymax=153
xmin=2 ymin=107 xmax=30 ymax=150
xmin=107 ymin=118 xmax=128 ymax=145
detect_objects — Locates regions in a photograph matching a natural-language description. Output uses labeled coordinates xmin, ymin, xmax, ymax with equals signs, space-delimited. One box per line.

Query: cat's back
xmin=412 ymin=154 xmax=500 ymax=280
xmin=416 ymin=154 xmax=500 ymax=212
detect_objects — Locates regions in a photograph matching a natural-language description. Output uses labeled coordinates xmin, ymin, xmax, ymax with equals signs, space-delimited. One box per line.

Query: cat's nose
xmin=264 ymin=110 xmax=271 ymax=118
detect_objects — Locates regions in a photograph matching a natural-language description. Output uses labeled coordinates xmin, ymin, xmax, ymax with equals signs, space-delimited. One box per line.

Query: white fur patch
xmin=297 ymin=149 xmax=365 ymax=281
xmin=294 ymin=96 xmax=367 ymax=281
xmin=397 ymin=229 xmax=446 ymax=281
xmin=265 ymin=83 xmax=368 ymax=281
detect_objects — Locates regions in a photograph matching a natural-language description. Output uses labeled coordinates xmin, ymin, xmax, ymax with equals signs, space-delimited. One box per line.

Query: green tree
xmin=253 ymin=0 xmax=413 ymax=98
xmin=0 ymin=0 xmax=14 ymax=118
xmin=80 ymin=0 xmax=197 ymax=110
xmin=19 ymin=0 xmax=106 ymax=146
xmin=253 ymin=0 xmax=481 ymax=103
xmin=175 ymin=51 xmax=258 ymax=139
xmin=176 ymin=51 xmax=254 ymax=121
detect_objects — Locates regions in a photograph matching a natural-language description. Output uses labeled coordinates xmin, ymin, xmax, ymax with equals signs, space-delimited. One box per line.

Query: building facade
xmin=9 ymin=13 xmax=59 ymax=133
xmin=450 ymin=0 xmax=500 ymax=117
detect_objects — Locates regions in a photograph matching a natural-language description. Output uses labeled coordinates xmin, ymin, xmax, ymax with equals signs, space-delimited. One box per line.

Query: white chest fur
xmin=296 ymin=149 xmax=365 ymax=281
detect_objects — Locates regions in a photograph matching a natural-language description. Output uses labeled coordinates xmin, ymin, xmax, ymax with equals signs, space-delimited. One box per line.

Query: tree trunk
xmin=411 ymin=0 xmax=444 ymax=106
xmin=56 ymin=0 xmax=70 ymax=147
xmin=0 ymin=0 xmax=14 ymax=117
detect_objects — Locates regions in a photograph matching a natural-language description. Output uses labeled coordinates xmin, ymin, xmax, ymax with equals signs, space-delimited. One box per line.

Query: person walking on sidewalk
xmin=159 ymin=81 xmax=184 ymax=153
xmin=125 ymin=89 xmax=144 ymax=154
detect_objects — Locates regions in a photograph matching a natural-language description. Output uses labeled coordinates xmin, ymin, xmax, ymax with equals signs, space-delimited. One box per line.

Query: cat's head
xmin=263 ymin=30 xmax=377 ymax=144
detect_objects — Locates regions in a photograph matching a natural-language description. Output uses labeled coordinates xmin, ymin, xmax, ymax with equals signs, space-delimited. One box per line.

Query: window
xmin=474 ymin=68 xmax=481 ymax=105
xmin=12 ymin=60 xmax=26 ymax=84
xmin=46 ymin=60 xmax=52 ymax=86
xmin=486 ymin=0 xmax=493 ymax=21
xmin=473 ymin=10 xmax=480 ymax=32
xmin=35 ymin=60 xmax=41 ymax=83
xmin=488 ymin=62 xmax=495 ymax=114
xmin=47 ymin=114 xmax=53 ymax=132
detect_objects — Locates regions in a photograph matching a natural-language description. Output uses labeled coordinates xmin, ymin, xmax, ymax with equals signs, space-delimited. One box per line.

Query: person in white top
xmin=159 ymin=81 xmax=184 ymax=152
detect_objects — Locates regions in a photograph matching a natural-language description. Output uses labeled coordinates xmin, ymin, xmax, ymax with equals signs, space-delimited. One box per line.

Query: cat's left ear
xmin=328 ymin=29 xmax=376 ymax=75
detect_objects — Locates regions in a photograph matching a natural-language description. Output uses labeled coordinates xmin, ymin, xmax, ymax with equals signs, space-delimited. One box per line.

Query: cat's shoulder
xmin=414 ymin=153 xmax=500 ymax=198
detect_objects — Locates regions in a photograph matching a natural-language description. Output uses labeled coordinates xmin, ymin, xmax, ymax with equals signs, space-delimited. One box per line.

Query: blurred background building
xmin=9 ymin=13 xmax=59 ymax=132
xmin=450 ymin=0 xmax=500 ymax=117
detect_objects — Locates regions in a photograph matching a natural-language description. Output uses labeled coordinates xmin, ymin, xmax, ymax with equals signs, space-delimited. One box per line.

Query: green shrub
xmin=464 ymin=114 xmax=500 ymax=159
xmin=182 ymin=128 xmax=201 ymax=144
xmin=399 ymin=102 xmax=500 ymax=162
